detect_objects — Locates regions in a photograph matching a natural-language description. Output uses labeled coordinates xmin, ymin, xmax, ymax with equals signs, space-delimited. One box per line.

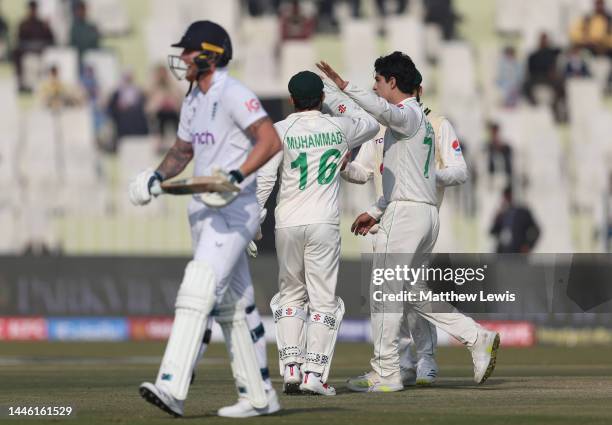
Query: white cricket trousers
xmin=275 ymin=223 xmax=340 ymax=372
xmin=275 ymin=223 xmax=340 ymax=313
xmin=188 ymin=194 xmax=259 ymax=304
xmin=370 ymin=201 xmax=481 ymax=377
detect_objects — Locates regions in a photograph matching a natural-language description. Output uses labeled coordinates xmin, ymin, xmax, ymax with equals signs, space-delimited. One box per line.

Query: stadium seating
xmin=116 ymin=136 xmax=164 ymax=216
xmin=144 ymin=14 xmax=183 ymax=67
xmin=38 ymin=0 xmax=70 ymax=45
xmin=22 ymin=53 xmax=43 ymax=92
xmin=342 ymin=19 xmax=378 ymax=89
xmin=519 ymin=0 xmax=566 ymax=53
xmin=386 ymin=16 xmax=428 ymax=86
xmin=280 ymin=40 xmax=317 ymax=88
xmin=82 ymin=50 xmax=121 ymax=101
xmin=41 ymin=47 xmax=79 ymax=87
xmin=189 ymin=0 xmax=240 ymax=52
xmin=241 ymin=17 xmax=283 ymax=97
xmin=58 ymin=108 xmax=108 ymax=214
xmin=89 ymin=0 xmax=130 ymax=36
xmin=0 ymin=77 xmax=19 ymax=190
xmin=495 ymin=0 xmax=525 ymax=34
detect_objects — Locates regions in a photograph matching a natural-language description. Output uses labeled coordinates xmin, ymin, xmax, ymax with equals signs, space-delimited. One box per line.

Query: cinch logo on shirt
xmin=286 ymin=131 xmax=344 ymax=150
xmin=452 ymin=139 xmax=462 ymax=153
xmin=245 ymin=98 xmax=261 ymax=113
xmin=193 ymin=131 xmax=216 ymax=145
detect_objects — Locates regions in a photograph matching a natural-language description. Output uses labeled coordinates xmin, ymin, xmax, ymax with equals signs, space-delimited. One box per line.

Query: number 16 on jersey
xmin=290 ymin=148 xmax=342 ymax=190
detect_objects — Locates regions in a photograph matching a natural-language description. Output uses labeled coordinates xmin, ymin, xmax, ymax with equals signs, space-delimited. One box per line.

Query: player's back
xmin=274 ymin=111 xmax=354 ymax=228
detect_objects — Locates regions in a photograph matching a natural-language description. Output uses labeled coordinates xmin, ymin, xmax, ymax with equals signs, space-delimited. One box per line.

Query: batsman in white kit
xmin=128 ymin=21 xmax=283 ymax=417
xmin=327 ymin=78 xmax=469 ymax=386
xmin=318 ymin=52 xmax=500 ymax=393
xmin=257 ymin=71 xmax=379 ymax=395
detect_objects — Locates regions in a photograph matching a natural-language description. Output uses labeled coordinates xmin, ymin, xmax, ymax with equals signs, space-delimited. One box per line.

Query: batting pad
xmin=156 ymin=260 xmax=216 ymax=400
xmin=217 ymin=304 xmax=268 ymax=409
xmin=270 ymin=292 xmax=307 ymax=375
xmin=305 ymin=296 xmax=345 ymax=382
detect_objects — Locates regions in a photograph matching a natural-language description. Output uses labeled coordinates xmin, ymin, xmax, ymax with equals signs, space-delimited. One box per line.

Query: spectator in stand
xmin=562 ymin=45 xmax=591 ymax=79
xmin=107 ymin=70 xmax=149 ymax=152
xmin=69 ymin=0 xmax=100 ymax=69
xmin=81 ymin=65 xmax=107 ymax=144
xmin=13 ymin=0 xmax=55 ymax=93
xmin=523 ymin=32 xmax=566 ymax=122
xmin=145 ymin=64 xmax=183 ymax=153
xmin=569 ymin=0 xmax=612 ymax=57
xmin=37 ymin=65 xmax=84 ymax=111
xmin=280 ymin=0 xmax=317 ymax=40
xmin=424 ymin=0 xmax=461 ymax=40
xmin=496 ymin=46 xmax=523 ymax=108
xmin=490 ymin=186 xmax=540 ymax=253
xmin=486 ymin=122 xmax=513 ymax=184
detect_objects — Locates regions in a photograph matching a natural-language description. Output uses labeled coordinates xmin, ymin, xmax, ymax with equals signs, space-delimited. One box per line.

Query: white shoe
xmin=470 ymin=330 xmax=500 ymax=384
xmin=299 ymin=372 xmax=336 ymax=396
xmin=400 ymin=367 xmax=417 ymax=387
xmin=346 ymin=370 xmax=403 ymax=393
xmin=139 ymin=382 xmax=184 ymax=417
xmin=217 ymin=389 xmax=281 ymax=418
xmin=416 ymin=356 xmax=438 ymax=386
xmin=283 ymin=363 xmax=302 ymax=394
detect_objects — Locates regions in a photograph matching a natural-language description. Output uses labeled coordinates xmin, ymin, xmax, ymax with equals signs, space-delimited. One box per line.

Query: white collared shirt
xmin=177 ymin=69 xmax=268 ymax=193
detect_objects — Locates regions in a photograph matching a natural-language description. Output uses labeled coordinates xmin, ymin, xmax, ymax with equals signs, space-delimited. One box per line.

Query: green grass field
xmin=1 ymin=342 xmax=612 ymax=424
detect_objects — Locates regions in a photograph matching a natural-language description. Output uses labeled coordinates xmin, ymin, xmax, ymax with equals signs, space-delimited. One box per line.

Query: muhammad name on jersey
xmin=286 ymin=131 xmax=344 ymax=150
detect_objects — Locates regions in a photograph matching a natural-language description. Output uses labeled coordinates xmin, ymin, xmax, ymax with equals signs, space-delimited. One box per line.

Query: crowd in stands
xmin=496 ymin=0 xmax=612 ymax=122
xmin=252 ymin=0 xmax=460 ymax=38
xmin=0 ymin=0 xmax=183 ymax=155
xmin=0 ymin=0 xmax=610 ymax=255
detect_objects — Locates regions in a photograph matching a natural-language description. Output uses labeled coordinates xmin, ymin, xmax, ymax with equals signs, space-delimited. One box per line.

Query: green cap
xmin=288 ymin=71 xmax=323 ymax=99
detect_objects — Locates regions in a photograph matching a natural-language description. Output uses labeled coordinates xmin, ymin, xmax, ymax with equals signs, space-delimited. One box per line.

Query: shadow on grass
xmin=330 ymin=379 xmax=509 ymax=394
xmin=185 ymin=406 xmax=346 ymax=419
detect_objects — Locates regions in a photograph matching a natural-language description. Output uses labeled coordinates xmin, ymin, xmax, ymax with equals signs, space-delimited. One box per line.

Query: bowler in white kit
xmin=334 ymin=82 xmax=469 ymax=386
xmin=318 ymin=52 xmax=500 ymax=393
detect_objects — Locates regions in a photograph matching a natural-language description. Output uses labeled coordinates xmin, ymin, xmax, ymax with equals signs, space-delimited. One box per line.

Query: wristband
xmin=229 ymin=169 xmax=245 ymax=184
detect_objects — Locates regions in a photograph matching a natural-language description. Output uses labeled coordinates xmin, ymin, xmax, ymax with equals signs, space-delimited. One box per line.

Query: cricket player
xmin=318 ymin=52 xmax=499 ymax=392
xmin=331 ymin=84 xmax=469 ymax=386
xmin=257 ymin=71 xmax=379 ymax=395
xmin=128 ymin=21 xmax=282 ymax=417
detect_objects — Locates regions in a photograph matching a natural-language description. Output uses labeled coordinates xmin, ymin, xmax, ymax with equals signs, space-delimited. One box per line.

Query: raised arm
xmin=317 ymin=61 xmax=420 ymax=136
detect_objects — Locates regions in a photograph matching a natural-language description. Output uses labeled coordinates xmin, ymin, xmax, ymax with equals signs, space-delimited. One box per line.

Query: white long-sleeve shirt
xmin=340 ymin=82 xmax=438 ymax=220
xmin=341 ymin=112 xmax=468 ymax=208
xmin=256 ymin=109 xmax=379 ymax=228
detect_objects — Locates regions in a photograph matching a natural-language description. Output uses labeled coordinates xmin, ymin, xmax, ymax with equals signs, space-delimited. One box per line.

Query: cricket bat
xmin=150 ymin=176 xmax=240 ymax=196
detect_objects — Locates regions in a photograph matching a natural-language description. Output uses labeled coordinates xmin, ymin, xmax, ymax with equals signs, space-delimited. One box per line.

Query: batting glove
xmin=128 ymin=169 xmax=163 ymax=206
xmin=199 ymin=167 xmax=241 ymax=208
